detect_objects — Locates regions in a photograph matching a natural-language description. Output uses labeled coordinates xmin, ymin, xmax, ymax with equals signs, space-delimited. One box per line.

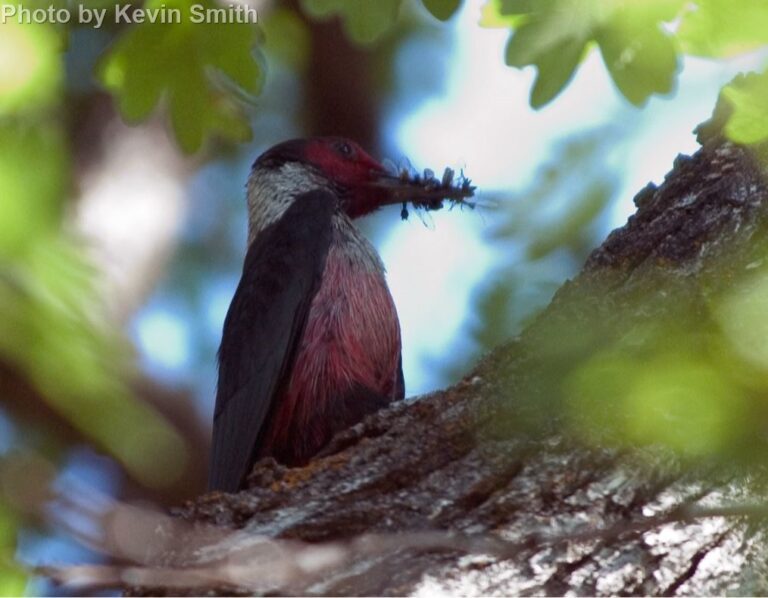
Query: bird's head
xmin=247 ymin=137 xmax=423 ymax=239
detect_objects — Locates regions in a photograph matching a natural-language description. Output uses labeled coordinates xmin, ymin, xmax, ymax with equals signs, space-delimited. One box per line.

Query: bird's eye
xmin=336 ymin=142 xmax=354 ymax=158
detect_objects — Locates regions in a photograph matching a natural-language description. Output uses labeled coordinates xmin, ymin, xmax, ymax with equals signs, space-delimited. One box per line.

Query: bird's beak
xmin=346 ymin=162 xmax=474 ymax=219
xmin=368 ymin=168 xmax=474 ymax=209
xmin=369 ymin=172 xmax=427 ymax=206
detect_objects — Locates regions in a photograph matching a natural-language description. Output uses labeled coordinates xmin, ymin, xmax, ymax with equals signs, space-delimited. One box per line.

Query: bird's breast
xmin=260 ymin=224 xmax=402 ymax=464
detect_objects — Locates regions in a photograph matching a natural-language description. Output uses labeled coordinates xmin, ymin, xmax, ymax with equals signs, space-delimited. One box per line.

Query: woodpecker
xmin=209 ymin=137 xmax=432 ymax=492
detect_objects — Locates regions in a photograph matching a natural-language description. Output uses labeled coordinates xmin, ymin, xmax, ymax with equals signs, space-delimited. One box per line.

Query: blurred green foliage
xmin=677 ymin=0 xmax=768 ymax=58
xmin=722 ymin=72 xmax=768 ymax=145
xmin=0 ymin=123 xmax=67 ymax=255
xmin=100 ymin=0 xmax=263 ymax=152
xmin=0 ymin=14 xmax=186 ymax=491
xmin=558 ymin=278 xmax=768 ymax=465
xmin=0 ymin=22 xmax=198 ymax=576
xmin=488 ymin=0 xmax=683 ymax=107
xmin=261 ymin=7 xmax=311 ymax=72
xmin=477 ymin=0 xmax=768 ymax=146
xmin=0 ymin=10 xmax=191 ymax=589
xmin=680 ymin=0 xmax=768 ymax=146
xmin=0 ymin=239 xmax=188 ymax=487
xmin=475 ymin=251 xmax=768 ymax=468
xmin=716 ymin=273 xmax=768 ymax=370
xmin=0 ymin=22 xmax=61 ymax=116
xmin=566 ymin=333 xmax=749 ymax=456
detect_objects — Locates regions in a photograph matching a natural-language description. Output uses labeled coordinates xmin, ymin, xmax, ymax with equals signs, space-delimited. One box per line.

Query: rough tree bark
xmin=128 ymin=98 xmax=768 ymax=596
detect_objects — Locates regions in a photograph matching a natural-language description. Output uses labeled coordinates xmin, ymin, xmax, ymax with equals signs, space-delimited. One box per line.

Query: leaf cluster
xmin=484 ymin=0 xmax=768 ymax=144
xmin=100 ymin=0 xmax=263 ymax=152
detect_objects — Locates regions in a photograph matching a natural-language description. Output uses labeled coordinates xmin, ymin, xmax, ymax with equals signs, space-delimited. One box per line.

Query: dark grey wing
xmin=209 ymin=190 xmax=336 ymax=492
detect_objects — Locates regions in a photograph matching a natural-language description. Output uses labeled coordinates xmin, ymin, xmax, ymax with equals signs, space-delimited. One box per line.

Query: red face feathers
xmin=302 ymin=138 xmax=391 ymax=218
xmin=253 ymin=137 xmax=406 ymax=219
xmin=253 ymin=136 xmax=476 ymax=221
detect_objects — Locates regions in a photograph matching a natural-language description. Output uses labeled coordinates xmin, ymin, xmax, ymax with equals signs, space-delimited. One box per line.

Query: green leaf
xmin=678 ymin=0 xmax=768 ymax=57
xmin=99 ymin=0 xmax=263 ymax=153
xmin=422 ymin=0 xmax=461 ymax=21
xmin=300 ymin=0 xmax=402 ymax=44
xmin=528 ymin=36 xmax=586 ymax=108
xmin=203 ymin=21 xmax=264 ymax=97
xmin=597 ymin=22 xmax=679 ymax=106
xmin=503 ymin=2 xmax=600 ymax=107
xmin=500 ymin=0 xmax=684 ymax=108
xmin=504 ymin=3 xmax=592 ymax=66
xmin=722 ymin=71 xmax=768 ymax=145
xmin=504 ymin=12 xmax=587 ymax=108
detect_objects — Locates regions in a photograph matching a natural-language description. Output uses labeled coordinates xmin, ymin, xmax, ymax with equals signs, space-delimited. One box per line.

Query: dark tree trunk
xmin=119 ymin=98 xmax=768 ymax=596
